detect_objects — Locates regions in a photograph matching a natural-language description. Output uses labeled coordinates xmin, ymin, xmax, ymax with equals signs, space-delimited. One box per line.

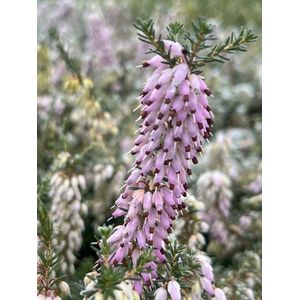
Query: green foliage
xmin=49 ymin=27 xmax=83 ymax=84
xmin=92 ymin=225 xmax=114 ymax=258
xmin=133 ymin=18 xmax=178 ymax=67
xmin=37 ymin=177 xmax=53 ymax=247
xmin=80 ymin=264 xmax=126 ymax=299
xmin=143 ymin=241 xmax=204 ymax=298
xmin=80 ymin=225 xmax=156 ymax=298
xmin=37 ymin=177 xmax=66 ymax=297
xmin=37 ymin=44 xmax=52 ymax=95
xmin=196 ymin=28 xmax=257 ymax=65
xmin=166 ymin=22 xmax=186 ymax=44
xmin=134 ymin=17 xmax=257 ymax=74
xmin=164 ymin=242 xmax=201 ymax=284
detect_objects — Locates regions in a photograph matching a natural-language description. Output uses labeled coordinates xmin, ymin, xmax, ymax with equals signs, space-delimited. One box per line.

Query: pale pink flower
xmin=167 ymin=280 xmax=181 ymax=300
xmin=154 ymin=287 xmax=168 ymax=300
xmin=214 ymin=288 xmax=227 ymax=300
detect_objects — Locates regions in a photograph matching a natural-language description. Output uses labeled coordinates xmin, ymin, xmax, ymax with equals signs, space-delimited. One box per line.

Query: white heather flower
xmin=83 ymin=271 xmax=98 ymax=286
xmin=82 ymin=280 xmax=140 ymax=300
xmin=93 ymin=163 xmax=114 ymax=190
xmin=59 ymin=281 xmax=71 ymax=295
xmin=154 ymin=287 xmax=168 ymax=300
xmin=69 ymin=96 xmax=118 ymax=145
xmin=115 ymin=281 xmax=140 ymax=300
xmin=167 ymin=280 xmax=181 ymax=300
xmin=94 ymin=293 xmax=104 ymax=300
xmin=50 ymin=168 xmax=87 ymax=274
xmin=201 ymin=221 xmax=210 ymax=233
xmin=188 ymin=232 xmax=206 ymax=249
xmin=78 ymin=174 xmax=86 ymax=189
xmin=51 ymin=151 xmax=72 ymax=170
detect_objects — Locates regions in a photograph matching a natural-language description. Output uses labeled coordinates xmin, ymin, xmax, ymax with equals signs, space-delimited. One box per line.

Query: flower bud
xmin=201 ymin=277 xmax=214 ymax=296
xmin=214 ymin=288 xmax=227 ymax=300
xmin=202 ymin=261 xmax=214 ymax=282
xmin=154 ymin=287 xmax=168 ymax=300
xmin=167 ymin=280 xmax=181 ymax=300
xmin=163 ymin=40 xmax=183 ymax=58
xmin=59 ymin=281 xmax=70 ymax=295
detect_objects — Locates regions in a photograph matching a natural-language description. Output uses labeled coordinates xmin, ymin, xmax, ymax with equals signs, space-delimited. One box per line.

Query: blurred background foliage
xmin=37 ymin=0 xmax=261 ymax=299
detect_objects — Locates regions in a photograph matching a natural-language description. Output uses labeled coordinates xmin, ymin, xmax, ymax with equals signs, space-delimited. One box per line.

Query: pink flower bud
xmin=201 ymin=277 xmax=214 ymax=296
xmin=162 ymin=188 xmax=175 ymax=206
xmin=188 ymin=91 xmax=198 ymax=111
xmin=154 ymin=287 xmax=168 ymax=300
xmin=131 ymin=248 xmax=140 ymax=267
xmin=198 ymin=92 xmax=209 ymax=107
xmin=154 ymin=248 xmax=167 ymax=262
xmin=154 ymin=168 xmax=165 ymax=185
xmin=126 ymin=169 xmax=140 ymax=185
xmin=172 ymin=95 xmax=184 ymax=113
xmin=137 ymin=230 xmax=146 ymax=249
xmin=214 ymin=288 xmax=227 ymax=300
xmin=111 ymin=243 xmax=129 ymax=263
xmin=107 ymin=226 xmax=124 ymax=244
xmin=144 ymin=72 xmax=161 ymax=91
xmin=163 ymin=40 xmax=183 ymax=58
xmin=112 ymin=208 xmax=127 ymax=218
xmin=158 ymin=68 xmax=175 ymax=85
xmin=149 ymin=86 xmax=166 ymax=102
xmin=148 ymin=209 xmax=157 ymax=227
xmin=134 ymin=280 xmax=143 ymax=295
xmin=165 ymin=85 xmax=177 ymax=99
xmin=202 ymin=261 xmax=214 ymax=282
xmin=153 ymin=192 xmax=164 ymax=210
xmin=125 ymin=217 xmax=139 ymax=234
xmin=160 ymin=211 xmax=171 ymax=228
xmin=153 ymin=233 xmax=163 ymax=248
xmin=155 ymin=151 xmax=165 ymax=171
xmin=176 ymin=109 xmax=188 ymax=123
xmin=167 ymin=280 xmax=181 ymax=300
xmin=145 ymin=55 xmax=167 ymax=68
xmin=173 ymin=64 xmax=189 ymax=86
xmin=189 ymin=74 xmax=201 ymax=91
xmin=167 ymin=166 xmax=177 ymax=187
xmin=140 ymin=158 xmax=154 ymax=175
xmin=199 ymin=78 xmax=211 ymax=95
xmin=179 ymin=80 xmax=190 ymax=96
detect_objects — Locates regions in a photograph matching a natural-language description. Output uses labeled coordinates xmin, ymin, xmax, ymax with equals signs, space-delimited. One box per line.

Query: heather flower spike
xmin=108 ymin=47 xmax=214 ymax=267
xmin=107 ymin=17 xmax=255 ymax=298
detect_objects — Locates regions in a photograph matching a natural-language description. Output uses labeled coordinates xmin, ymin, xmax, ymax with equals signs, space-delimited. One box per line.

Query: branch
xmin=48 ymin=27 xmax=83 ymax=84
xmin=133 ymin=18 xmax=176 ymax=67
xmin=191 ymin=28 xmax=258 ymax=73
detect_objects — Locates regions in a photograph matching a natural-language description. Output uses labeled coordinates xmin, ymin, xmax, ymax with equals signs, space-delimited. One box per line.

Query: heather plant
xmin=37 ymin=178 xmax=71 ymax=299
xmin=78 ymin=17 xmax=257 ymax=300
xmin=37 ymin=1 xmax=261 ymax=299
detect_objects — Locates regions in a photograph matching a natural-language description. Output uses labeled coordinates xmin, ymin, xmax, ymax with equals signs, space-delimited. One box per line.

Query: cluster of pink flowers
xmin=108 ymin=40 xmax=214 ymax=290
xmin=197 ymin=170 xmax=233 ymax=245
